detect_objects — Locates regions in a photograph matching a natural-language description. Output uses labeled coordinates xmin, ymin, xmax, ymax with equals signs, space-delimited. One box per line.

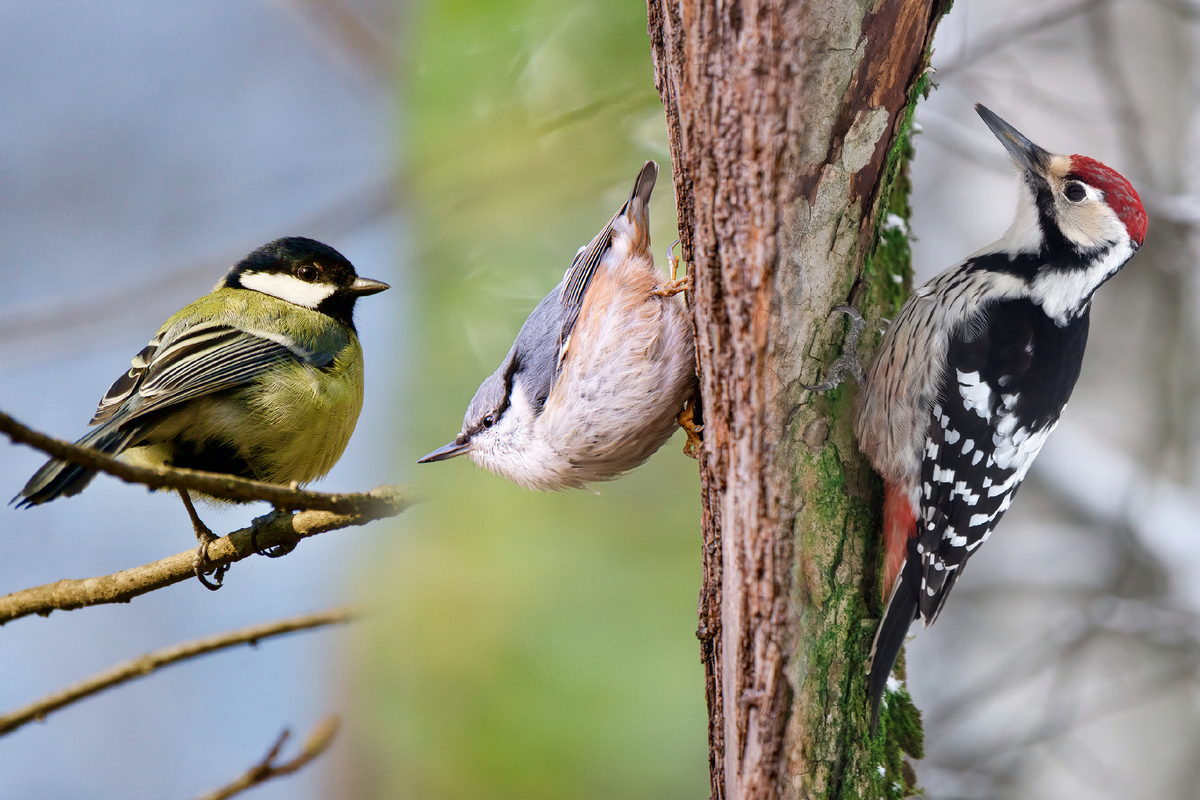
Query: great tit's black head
xmin=222 ymin=236 xmax=390 ymax=330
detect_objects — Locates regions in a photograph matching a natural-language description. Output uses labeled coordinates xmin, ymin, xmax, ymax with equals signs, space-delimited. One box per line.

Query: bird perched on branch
xmin=419 ymin=160 xmax=698 ymax=489
xmin=809 ymin=105 xmax=1146 ymax=732
xmin=15 ymin=237 xmax=389 ymax=589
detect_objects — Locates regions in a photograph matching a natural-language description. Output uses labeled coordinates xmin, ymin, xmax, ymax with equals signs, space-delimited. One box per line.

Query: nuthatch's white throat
xmin=419 ymin=160 xmax=698 ymax=490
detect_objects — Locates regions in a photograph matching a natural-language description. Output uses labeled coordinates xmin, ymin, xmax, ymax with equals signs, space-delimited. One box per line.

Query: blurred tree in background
xmin=349 ymin=1 xmax=709 ymax=797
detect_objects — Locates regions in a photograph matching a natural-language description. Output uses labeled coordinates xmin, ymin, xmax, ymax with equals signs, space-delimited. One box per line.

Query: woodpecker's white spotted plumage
xmin=846 ymin=105 xmax=1147 ymax=733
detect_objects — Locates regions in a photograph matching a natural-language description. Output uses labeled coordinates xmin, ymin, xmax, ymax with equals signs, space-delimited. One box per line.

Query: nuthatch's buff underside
xmin=420 ymin=160 xmax=698 ymax=490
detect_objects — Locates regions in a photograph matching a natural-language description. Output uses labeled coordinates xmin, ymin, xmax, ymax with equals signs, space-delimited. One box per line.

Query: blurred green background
xmin=351 ymin=0 xmax=709 ymax=796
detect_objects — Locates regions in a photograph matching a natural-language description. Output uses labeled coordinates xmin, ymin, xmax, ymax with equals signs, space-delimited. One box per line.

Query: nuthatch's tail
xmin=620 ymin=160 xmax=658 ymax=254
xmin=13 ymin=422 xmax=139 ymax=508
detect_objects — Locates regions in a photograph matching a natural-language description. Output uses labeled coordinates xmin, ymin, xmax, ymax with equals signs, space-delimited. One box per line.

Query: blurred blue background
xmin=0 ymin=2 xmax=401 ymax=797
xmin=5 ymin=2 xmax=1200 ymax=799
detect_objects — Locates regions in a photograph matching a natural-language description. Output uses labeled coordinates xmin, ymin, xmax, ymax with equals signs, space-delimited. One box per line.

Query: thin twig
xmin=0 ymin=608 xmax=355 ymax=736
xmin=0 ymin=409 xmax=403 ymax=515
xmin=0 ymin=486 xmax=407 ymax=625
xmin=195 ymin=715 xmax=341 ymax=800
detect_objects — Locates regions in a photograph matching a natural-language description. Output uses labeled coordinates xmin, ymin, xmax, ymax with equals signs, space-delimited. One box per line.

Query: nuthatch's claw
xmin=801 ymin=305 xmax=866 ymax=393
xmin=678 ymin=400 xmax=703 ymax=459
xmin=654 ymin=239 xmax=691 ymax=297
xmin=653 ymin=275 xmax=693 ymax=298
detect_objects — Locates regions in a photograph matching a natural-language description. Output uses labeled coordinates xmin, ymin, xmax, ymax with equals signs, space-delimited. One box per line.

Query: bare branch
xmin=0 ymin=408 xmax=407 ymax=515
xmin=936 ymin=0 xmax=1100 ymax=78
xmin=195 ymin=715 xmax=341 ymax=800
xmin=0 ymin=486 xmax=406 ymax=625
xmin=0 ymin=608 xmax=354 ymax=736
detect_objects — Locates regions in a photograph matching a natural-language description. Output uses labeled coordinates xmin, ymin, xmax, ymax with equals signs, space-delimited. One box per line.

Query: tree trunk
xmin=646 ymin=1 xmax=948 ymax=797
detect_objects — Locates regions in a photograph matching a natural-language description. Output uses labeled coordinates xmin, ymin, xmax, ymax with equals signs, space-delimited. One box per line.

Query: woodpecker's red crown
xmin=1068 ymin=154 xmax=1147 ymax=246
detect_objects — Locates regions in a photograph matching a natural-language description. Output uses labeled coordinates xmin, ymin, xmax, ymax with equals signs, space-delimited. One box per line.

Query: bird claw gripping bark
xmin=801 ymin=305 xmax=866 ymax=392
xmin=678 ymin=398 xmax=703 ymax=459
xmin=652 ymin=239 xmax=692 ymax=297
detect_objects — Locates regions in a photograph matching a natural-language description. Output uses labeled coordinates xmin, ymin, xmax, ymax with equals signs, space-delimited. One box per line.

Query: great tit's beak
xmin=418 ymin=436 xmax=470 ymax=463
xmin=975 ymin=103 xmax=1050 ymax=176
xmin=350 ymin=276 xmax=391 ymax=296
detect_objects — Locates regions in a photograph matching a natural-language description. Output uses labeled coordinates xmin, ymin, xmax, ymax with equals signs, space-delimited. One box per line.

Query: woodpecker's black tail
xmin=867 ymin=554 xmax=921 ymax=734
xmin=13 ymin=423 xmax=140 ymax=508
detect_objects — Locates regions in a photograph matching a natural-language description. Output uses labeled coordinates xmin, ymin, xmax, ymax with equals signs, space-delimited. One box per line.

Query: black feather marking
xmin=916 ymin=299 xmax=1089 ymax=624
xmin=868 ymin=540 xmax=921 ymax=734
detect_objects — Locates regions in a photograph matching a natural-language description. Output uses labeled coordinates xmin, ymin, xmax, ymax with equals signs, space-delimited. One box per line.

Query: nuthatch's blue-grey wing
xmin=90 ymin=321 xmax=334 ymax=427
xmin=556 ymin=160 xmax=658 ymax=371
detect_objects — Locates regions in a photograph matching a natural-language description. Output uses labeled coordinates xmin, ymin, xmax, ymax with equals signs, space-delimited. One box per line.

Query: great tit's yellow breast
xmin=241 ymin=333 xmax=365 ymax=485
xmin=151 ymin=288 xmax=365 ymax=486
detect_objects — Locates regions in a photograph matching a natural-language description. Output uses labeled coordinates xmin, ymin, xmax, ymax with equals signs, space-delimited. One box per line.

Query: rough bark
xmin=647 ymin=1 xmax=947 ymax=797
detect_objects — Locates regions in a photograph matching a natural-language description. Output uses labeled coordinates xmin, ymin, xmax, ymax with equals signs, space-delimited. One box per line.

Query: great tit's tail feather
xmin=13 ymin=424 xmax=140 ymax=508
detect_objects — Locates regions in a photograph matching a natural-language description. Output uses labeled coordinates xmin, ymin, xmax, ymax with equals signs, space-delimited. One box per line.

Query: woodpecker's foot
xmin=801 ymin=305 xmax=866 ymax=392
xmin=250 ymin=508 xmax=297 ymax=558
xmin=678 ymin=400 xmax=704 ymax=459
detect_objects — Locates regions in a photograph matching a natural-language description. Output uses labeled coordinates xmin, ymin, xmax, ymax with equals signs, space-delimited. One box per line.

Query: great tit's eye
xmin=482 ymin=414 xmax=495 ymax=428
xmin=297 ymin=266 xmax=318 ymax=282
xmin=1064 ymin=182 xmax=1087 ymax=203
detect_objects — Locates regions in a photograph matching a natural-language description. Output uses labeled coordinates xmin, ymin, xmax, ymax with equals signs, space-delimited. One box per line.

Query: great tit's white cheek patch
xmin=239 ymin=271 xmax=337 ymax=309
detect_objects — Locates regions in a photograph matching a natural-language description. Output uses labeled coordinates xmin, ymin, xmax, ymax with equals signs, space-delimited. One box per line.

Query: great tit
xmin=15 ymin=237 xmax=389 ymax=589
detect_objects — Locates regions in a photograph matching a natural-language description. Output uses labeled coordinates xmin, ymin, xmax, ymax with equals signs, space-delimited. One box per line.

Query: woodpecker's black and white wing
xmin=914 ymin=296 xmax=1089 ymax=624
xmin=556 ymin=160 xmax=658 ymax=368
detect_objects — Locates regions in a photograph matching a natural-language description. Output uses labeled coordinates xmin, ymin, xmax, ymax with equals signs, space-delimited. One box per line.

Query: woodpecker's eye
xmin=296 ymin=266 xmax=318 ymax=282
xmin=1064 ymin=182 xmax=1087 ymax=203
xmin=482 ymin=414 xmax=495 ymax=428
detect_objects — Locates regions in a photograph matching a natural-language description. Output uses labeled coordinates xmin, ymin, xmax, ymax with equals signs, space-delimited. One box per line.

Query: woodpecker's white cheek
xmin=238 ymin=271 xmax=338 ymax=309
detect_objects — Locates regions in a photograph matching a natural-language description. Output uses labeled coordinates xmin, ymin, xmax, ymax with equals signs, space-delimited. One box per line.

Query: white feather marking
xmin=239 ymin=271 xmax=337 ymax=309
xmin=957 ymin=370 xmax=992 ymax=419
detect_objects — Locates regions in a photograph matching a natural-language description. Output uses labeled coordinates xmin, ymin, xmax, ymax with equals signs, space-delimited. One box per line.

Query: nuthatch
xmin=419 ymin=160 xmax=698 ymax=490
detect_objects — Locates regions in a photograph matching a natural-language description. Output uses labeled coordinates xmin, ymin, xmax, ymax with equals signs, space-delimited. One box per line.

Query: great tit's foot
xmin=178 ymin=488 xmax=226 ymax=590
xmin=192 ymin=530 xmax=227 ymax=591
xmin=801 ymin=305 xmax=866 ymax=393
xmin=250 ymin=509 xmax=297 ymax=558
xmin=678 ymin=400 xmax=704 ymax=459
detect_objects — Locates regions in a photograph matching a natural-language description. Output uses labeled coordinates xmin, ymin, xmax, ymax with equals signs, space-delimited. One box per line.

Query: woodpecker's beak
xmin=975 ymin=103 xmax=1051 ymax=176
xmin=350 ymin=276 xmax=391 ymax=296
xmin=418 ymin=436 xmax=470 ymax=463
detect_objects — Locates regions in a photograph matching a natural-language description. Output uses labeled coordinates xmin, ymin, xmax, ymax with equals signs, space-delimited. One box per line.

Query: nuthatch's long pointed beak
xmin=418 ymin=437 xmax=470 ymax=463
xmin=350 ymin=276 xmax=390 ymax=296
xmin=975 ymin=103 xmax=1051 ymax=176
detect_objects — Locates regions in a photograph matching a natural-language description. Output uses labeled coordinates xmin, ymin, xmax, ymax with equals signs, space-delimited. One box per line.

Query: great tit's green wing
xmin=89 ymin=322 xmax=332 ymax=425
xmin=556 ymin=161 xmax=657 ymax=368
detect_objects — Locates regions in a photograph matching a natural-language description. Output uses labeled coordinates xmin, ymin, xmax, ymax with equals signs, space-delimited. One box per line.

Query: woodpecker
xmin=824 ymin=105 xmax=1147 ymax=732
